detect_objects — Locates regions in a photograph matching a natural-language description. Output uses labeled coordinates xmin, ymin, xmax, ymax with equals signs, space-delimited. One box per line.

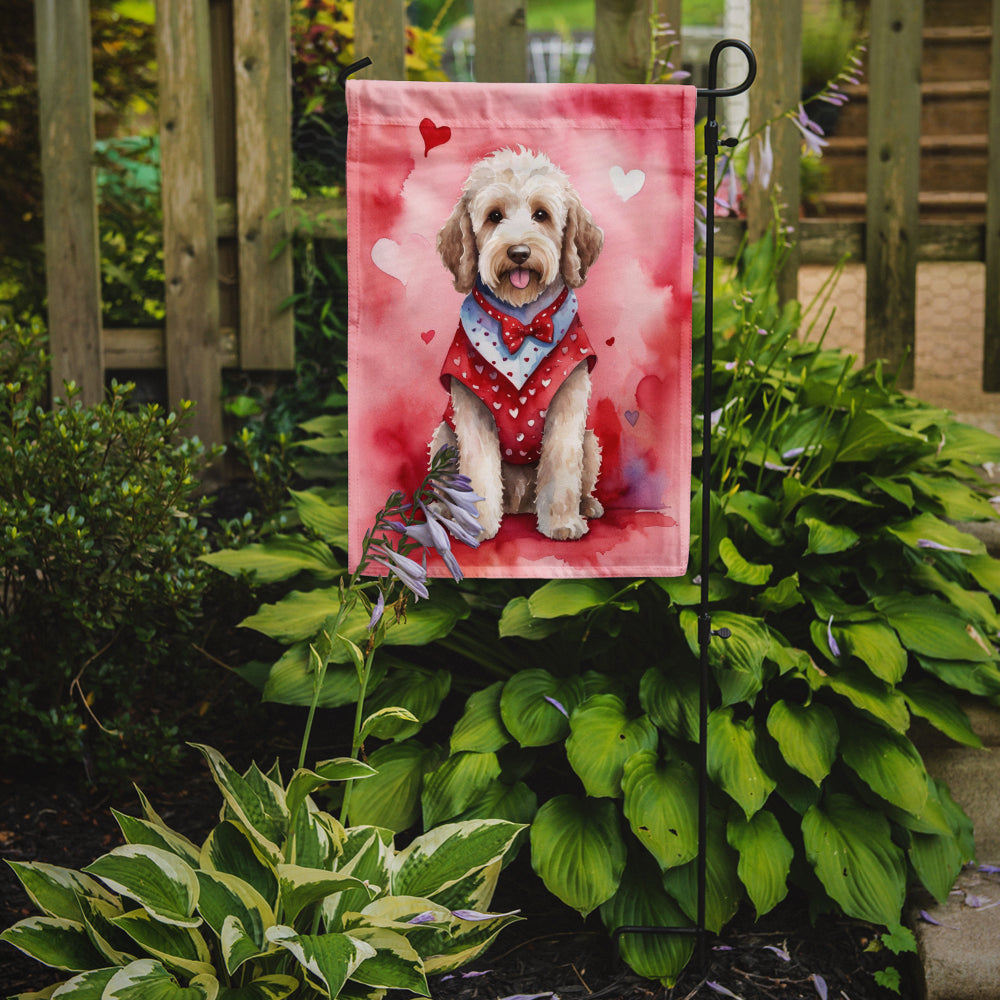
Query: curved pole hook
xmin=697 ymin=38 xmax=756 ymax=99
xmin=337 ymin=56 xmax=373 ymax=90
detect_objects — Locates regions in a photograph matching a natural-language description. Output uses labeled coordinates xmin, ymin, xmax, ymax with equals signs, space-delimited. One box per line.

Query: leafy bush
xmin=210 ymin=233 xmax=1000 ymax=985
xmin=0 ymin=317 xmax=220 ymax=783
xmin=1 ymin=743 xmax=524 ymax=998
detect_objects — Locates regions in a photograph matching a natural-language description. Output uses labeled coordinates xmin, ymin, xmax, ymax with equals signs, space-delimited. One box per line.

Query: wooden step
xmin=922 ymin=25 xmax=993 ymax=83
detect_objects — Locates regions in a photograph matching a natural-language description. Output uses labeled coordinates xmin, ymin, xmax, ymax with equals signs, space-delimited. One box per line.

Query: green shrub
xmin=1 ymin=743 xmax=524 ymax=998
xmin=0 ymin=317 xmax=220 ymax=783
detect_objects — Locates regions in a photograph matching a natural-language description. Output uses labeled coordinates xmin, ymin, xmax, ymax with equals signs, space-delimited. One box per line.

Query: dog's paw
xmin=477 ymin=512 xmax=502 ymax=541
xmin=581 ymin=496 xmax=604 ymax=519
xmin=540 ymin=513 xmax=589 ymax=541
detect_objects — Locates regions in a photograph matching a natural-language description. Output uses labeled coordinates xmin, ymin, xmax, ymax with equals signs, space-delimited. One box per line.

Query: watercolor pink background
xmin=346 ymin=81 xmax=695 ymax=578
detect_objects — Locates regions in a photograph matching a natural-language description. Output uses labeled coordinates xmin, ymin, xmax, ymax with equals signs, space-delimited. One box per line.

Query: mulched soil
xmin=1 ymin=743 xmax=914 ymax=1000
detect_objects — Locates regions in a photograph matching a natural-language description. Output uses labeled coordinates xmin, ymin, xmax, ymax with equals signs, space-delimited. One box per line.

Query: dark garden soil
xmin=0 ymin=742 xmax=916 ymax=1000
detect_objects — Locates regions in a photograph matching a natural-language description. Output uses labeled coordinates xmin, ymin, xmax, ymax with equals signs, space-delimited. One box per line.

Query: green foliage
xmin=1 ymin=744 xmax=524 ymax=998
xmin=0 ymin=317 xmax=220 ymax=783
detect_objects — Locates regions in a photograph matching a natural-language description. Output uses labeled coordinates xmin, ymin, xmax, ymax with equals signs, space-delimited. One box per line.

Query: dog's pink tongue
xmin=510 ymin=268 xmax=531 ymax=289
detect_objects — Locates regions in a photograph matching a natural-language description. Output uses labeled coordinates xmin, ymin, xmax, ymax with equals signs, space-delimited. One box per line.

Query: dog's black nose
xmin=507 ymin=245 xmax=531 ymax=265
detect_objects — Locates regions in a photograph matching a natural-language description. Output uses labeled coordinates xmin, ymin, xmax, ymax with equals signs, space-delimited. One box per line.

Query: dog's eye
xmin=487 ymin=210 xmax=503 ymax=224
xmin=532 ymin=209 xmax=550 ymax=222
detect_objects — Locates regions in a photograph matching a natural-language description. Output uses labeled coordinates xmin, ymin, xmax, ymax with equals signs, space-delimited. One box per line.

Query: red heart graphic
xmin=420 ymin=118 xmax=451 ymax=157
xmin=420 ymin=329 xmax=436 ymax=344
xmin=605 ymin=337 xmax=616 ymax=346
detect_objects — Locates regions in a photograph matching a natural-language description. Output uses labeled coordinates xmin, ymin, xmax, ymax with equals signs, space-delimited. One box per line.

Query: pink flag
xmin=347 ymin=80 xmax=695 ymax=578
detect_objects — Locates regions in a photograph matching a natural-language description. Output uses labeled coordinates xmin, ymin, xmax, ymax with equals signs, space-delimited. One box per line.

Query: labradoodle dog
xmin=430 ymin=147 xmax=605 ymax=541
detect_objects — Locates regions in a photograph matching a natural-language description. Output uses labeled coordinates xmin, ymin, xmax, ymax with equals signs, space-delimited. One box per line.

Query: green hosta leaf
xmin=967 ymin=553 xmax=1000 ymax=597
xmin=111 ymin=908 xmax=214 ymax=978
xmin=0 ymin=916 xmax=107 ymax=971
xmin=566 ymin=695 xmax=658 ymax=798
xmin=727 ymin=811 xmax=793 ymax=918
xmin=905 ymin=472 xmax=998 ymax=522
xmin=639 ymin=664 xmax=699 ymax=742
xmin=707 ymin=708 xmax=776 ymax=819
xmin=909 ymin=827 xmax=966 ymax=905
xmin=916 ymin=655 xmax=1000 ymax=697
xmin=216 ymin=975 xmax=299 ymax=1000
xmin=4 ymin=862 xmax=118 ymax=923
xmin=499 ymin=670 xmax=584 ymax=747
xmin=654 ymin=573 xmax=737 ymax=606
xmin=421 ymin=751 xmax=502 ymax=828
xmin=83 ymin=846 xmax=200 ymax=928
xmin=392 ymin=820 xmax=524 ymax=901
xmin=191 ymin=746 xmax=287 ymax=863
xmin=724 ymin=490 xmax=784 ymax=545
xmin=450 ymin=682 xmax=511 ymax=754
xmin=260 ymin=643 xmax=387 ymax=709
xmin=765 ymin=700 xmax=838 ymax=786
xmin=265 ymin=926 xmax=375 ymax=997
xmin=621 ymin=751 xmax=699 ymax=871
xmin=901 ymin=680 xmax=982 ymax=748
xmin=277 ymin=865 xmax=374 ymax=925
xmin=599 ymin=853 xmax=694 ymax=987
xmin=874 ymin=593 xmax=995 ymax=662
xmin=835 ymin=621 xmax=907 ymax=684
xmin=911 ymin=562 xmax=1000 ymax=633
xmin=755 ymin=573 xmax=804 ymax=614
xmin=935 ymin=421 xmax=1000 ymax=465
xmin=497 ymin=596 xmax=564 ymax=639
xmin=718 ymin=536 xmax=772 ymax=585
xmin=807 ymin=660 xmax=910 ymax=732
xmin=835 ymin=410 xmax=927 ymax=463
xmin=200 ymin=535 xmax=340 ymax=583
xmin=345 ymin=926 xmax=428 ymax=994
xmin=661 ymin=810 xmax=741 ymax=933
xmin=839 ymin=718 xmax=928 ymax=817
xmin=112 ymin=812 xmax=201 ymax=868
xmin=530 ymin=795 xmax=626 ymax=917
xmin=680 ymin=610 xmax=770 ymax=706
xmin=200 ymin=822 xmax=278 ymax=910
xmin=526 ymin=579 xmax=618 ymax=617
xmin=103 ymin=959 xmax=218 ymax=1000
xmin=195 ymin=871 xmax=274 ymax=974
xmin=288 ymin=489 xmax=349 ymax=546
xmin=802 ymin=517 xmax=859 ymax=556
xmin=453 ymin=779 xmax=538 ymax=827
xmin=802 ymin=793 xmax=906 ymax=926
xmin=347 ymin=740 xmax=442 ymax=832
xmin=886 ymin=512 xmax=985 ymax=557
xmin=362 ymin=667 xmax=451 ymax=740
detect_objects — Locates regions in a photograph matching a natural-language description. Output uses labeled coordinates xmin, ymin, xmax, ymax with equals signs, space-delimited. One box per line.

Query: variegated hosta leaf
xmin=265 ymin=926 xmax=375 ymax=998
xmin=661 ymin=811 xmax=742 ymax=934
xmin=499 ymin=669 xmax=585 ymax=747
xmin=391 ymin=820 xmax=524 ymax=901
xmin=765 ymin=700 xmax=838 ymax=786
xmin=214 ymin=974 xmax=299 ymax=1000
xmin=706 ymin=707 xmax=776 ymax=819
xmin=288 ymin=801 xmax=343 ymax=870
xmin=102 ymin=958 xmax=218 ymax=999
xmin=285 ymin=760 xmax=375 ymax=823
xmin=323 ymin=829 xmax=393 ymax=931
xmin=621 ymin=751 xmax=699 ymax=871
xmin=347 ymin=740 xmax=442 ymax=832
xmin=191 ymin=746 xmax=288 ymax=863
xmin=112 ymin=811 xmax=201 ymax=868
xmin=599 ymin=854 xmax=694 ymax=987
xmin=276 ymin=864 xmax=376 ymax=925
xmin=0 ymin=916 xmax=107 ymax=972
xmin=727 ymin=810 xmax=793 ymax=918
xmin=45 ymin=966 xmax=117 ymax=997
xmin=450 ymin=682 xmax=511 ymax=754
xmin=77 ymin=894 xmax=136 ymax=966
xmin=83 ymin=845 xmax=200 ymax=928
xmin=838 ymin=718 xmax=929 ymax=817
xmin=802 ymin=793 xmax=906 ymax=926
xmin=362 ymin=667 xmax=451 ymax=741
xmin=344 ymin=926 xmax=429 ymax=995
xmin=529 ymin=795 xmax=626 ymax=917
xmin=200 ymin=822 xmax=278 ymax=910
xmin=4 ymin=861 xmax=118 ymax=922
xmin=566 ymin=695 xmax=658 ymax=799
xmin=421 ymin=751 xmax=502 ymax=829
xmin=421 ymin=906 xmax=523 ymax=975
xmin=195 ymin=871 xmax=274 ymax=974
xmin=110 ymin=908 xmax=214 ymax=979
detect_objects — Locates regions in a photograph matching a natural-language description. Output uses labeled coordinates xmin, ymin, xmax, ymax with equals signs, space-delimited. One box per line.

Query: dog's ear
xmin=561 ymin=196 xmax=603 ymax=287
xmin=437 ymin=201 xmax=478 ymax=293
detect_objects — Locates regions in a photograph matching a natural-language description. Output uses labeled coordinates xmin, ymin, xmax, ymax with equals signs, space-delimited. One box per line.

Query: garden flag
xmin=347 ymin=80 xmax=696 ymax=578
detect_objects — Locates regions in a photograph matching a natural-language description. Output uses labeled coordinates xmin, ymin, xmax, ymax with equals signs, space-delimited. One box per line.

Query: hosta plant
xmin=1 ymin=743 xmax=523 ymax=999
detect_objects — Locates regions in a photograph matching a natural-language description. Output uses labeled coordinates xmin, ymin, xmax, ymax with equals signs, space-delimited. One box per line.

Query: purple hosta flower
xmin=791 ymin=104 xmax=829 ymax=157
xmin=763 ymin=944 xmax=791 ymax=962
xmin=406 ymin=502 xmax=464 ymax=581
xmin=715 ymin=157 xmax=741 ymax=215
xmin=367 ymin=590 xmax=385 ymax=631
xmin=370 ymin=544 xmax=429 ymax=600
xmin=706 ymin=983 xmax=742 ymax=999
xmin=451 ymin=908 xmax=521 ymax=921
xmin=407 ymin=911 xmax=438 ymax=925
xmin=812 ymin=974 xmax=828 ymax=1000
xmin=440 ymin=970 xmax=493 ymax=982
xmin=544 ymin=695 xmax=569 ymax=718
xmin=827 ymin=615 xmax=841 ymax=657
xmin=917 ymin=538 xmax=973 ymax=555
xmin=747 ymin=124 xmax=774 ymax=191
xmin=979 ymin=864 xmax=1000 ymax=874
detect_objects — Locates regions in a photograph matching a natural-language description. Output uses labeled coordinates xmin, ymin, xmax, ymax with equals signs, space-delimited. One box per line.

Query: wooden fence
xmin=33 ymin=0 xmax=1000 ymax=445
